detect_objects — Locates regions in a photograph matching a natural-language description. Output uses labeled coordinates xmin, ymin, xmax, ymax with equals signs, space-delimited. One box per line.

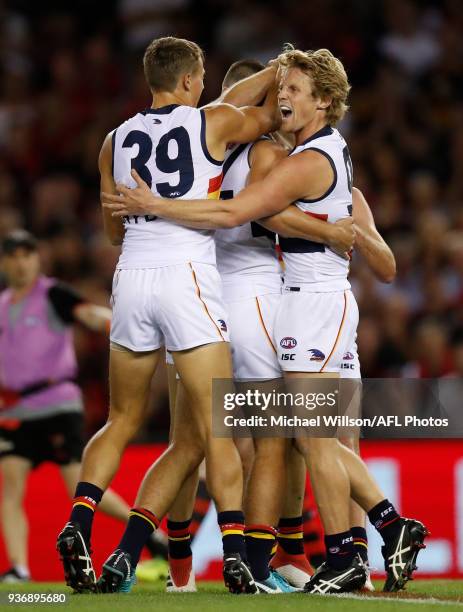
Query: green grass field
xmin=1 ymin=581 xmax=463 ymax=612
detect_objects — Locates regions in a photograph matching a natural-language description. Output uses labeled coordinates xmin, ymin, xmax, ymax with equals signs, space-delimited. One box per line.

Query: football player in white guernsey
xmin=273 ymin=186 xmax=397 ymax=592
xmin=104 ymin=47 xmax=428 ymax=595
xmin=57 ymin=37 xmax=281 ymax=595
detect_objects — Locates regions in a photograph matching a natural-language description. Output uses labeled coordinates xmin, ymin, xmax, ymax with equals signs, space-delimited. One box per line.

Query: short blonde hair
xmin=278 ymin=47 xmax=350 ymax=125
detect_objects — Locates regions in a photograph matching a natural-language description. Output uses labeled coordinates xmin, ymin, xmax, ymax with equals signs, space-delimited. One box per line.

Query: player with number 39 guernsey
xmin=57 ymin=36 xmax=281 ymax=595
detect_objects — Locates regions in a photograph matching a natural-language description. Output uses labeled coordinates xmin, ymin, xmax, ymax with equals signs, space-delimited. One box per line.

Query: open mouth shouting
xmin=279 ymin=103 xmax=293 ymax=119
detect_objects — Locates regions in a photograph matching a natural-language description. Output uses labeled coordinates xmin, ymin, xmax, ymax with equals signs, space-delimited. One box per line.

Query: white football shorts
xmin=110 ymin=263 xmax=229 ymax=352
xmin=166 ymin=291 xmax=282 ymax=380
xmin=275 ymin=288 xmax=359 ymax=376
xmin=226 ymin=291 xmax=282 ymax=381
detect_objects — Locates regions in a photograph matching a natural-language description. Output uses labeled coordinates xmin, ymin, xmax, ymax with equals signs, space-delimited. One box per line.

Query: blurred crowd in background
xmin=0 ymin=0 xmax=462 ymax=439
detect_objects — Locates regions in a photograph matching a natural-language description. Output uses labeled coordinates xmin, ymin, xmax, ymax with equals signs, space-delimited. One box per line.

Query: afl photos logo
xmin=280 ymin=337 xmax=297 ymax=349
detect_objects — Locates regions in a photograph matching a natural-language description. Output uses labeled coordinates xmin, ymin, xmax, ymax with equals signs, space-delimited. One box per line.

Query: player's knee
xmin=1 ymin=479 xmax=24 ymax=505
xmin=298 ymin=438 xmax=336 ymax=469
xmin=107 ymin=405 xmax=145 ymax=436
xmin=169 ymin=439 xmax=203 ymax=472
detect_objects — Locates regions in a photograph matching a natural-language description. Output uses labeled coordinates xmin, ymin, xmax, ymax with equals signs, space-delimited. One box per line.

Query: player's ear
xmin=316 ymin=96 xmax=332 ymax=111
xmin=183 ymin=72 xmax=192 ymax=92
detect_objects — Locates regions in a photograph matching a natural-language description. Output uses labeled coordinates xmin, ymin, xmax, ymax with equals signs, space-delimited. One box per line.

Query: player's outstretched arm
xmin=73 ymin=304 xmax=112 ymax=334
xmin=102 ymin=150 xmax=333 ymax=229
xmin=103 ymin=169 xmax=241 ymax=229
xmin=205 ymin=64 xmax=278 ymax=108
xmin=353 ymin=187 xmax=396 ymax=283
xmin=258 ymin=206 xmax=355 ymax=256
xmin=99 ymin=132 xmax=125 ymax=246
xmin=205 ymin=79 xmax=281 ymax=150
xmin=48 ymin=284 xmax=112 ymax=334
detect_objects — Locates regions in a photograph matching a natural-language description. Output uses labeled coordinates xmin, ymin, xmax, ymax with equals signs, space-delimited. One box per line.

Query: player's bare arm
xmin=73 ymin=303 xmax=112 ymax=334
xmin=99 ymin=132 xmax=125 ymax=246
xmin=205 ymin=64 xmax=278 ymax=108
xmin=353 ymin=186 xmax=396 ymax=283
xmin=258 ymin=206 xmax=355 ymax=256
xmin=246 ymin=137 xmax=288 ymax=184
xmin=102 ymin=149 xmax=337 ymax=230
xmin=246 ymin=139 xmax=355 ymax=255
xmin=204 ymin=81 xmax=281 ymax=160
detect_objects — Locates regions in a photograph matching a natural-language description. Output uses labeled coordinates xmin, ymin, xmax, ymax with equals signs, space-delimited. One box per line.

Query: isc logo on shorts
xmin=280 ymin=337 xmax=297 ymax=349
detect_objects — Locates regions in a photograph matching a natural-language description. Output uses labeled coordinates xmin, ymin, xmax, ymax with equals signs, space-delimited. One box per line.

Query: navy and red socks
xmin=217 ymin=511 xmax=246 ymax=559
xmin=190 ymin=480 xmax=211 ymax=541
xmin=168 ymin=519 xmax=192 ymax=559
xmin=325 ymin=531 xmax=355 ymax=570
xmin=276 ymin=516 xmax=305 ymax=556
xmin=167 ymin=519 xmax=193 ymax=587
xmin=368 ymin=499 xmax=401 ymax=544
xmin=69 ymin=482 xmax=103 ymax=543
xmin=118 ymin=507 xmax=160 ymax=567
xmin=244 ymin=524 xmax=277 ymax=581
xmin=351 ymin=526 xmax=369 ymax=563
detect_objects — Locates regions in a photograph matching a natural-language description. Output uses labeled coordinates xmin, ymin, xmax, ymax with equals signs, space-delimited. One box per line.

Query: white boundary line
xmin=328 ymin=592 xmax=463 ymax=607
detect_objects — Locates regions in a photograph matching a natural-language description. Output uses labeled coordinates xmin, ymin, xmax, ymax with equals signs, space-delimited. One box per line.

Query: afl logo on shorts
xmin=308 ymin=349 xmax=325 ymax=361
xmin=217 ymin=319 xmax=228 ymax=332
xmin=280 ymin=337 xmax=297 ymax=349
xmin=343 ymin=351 xmax=354 ymax=360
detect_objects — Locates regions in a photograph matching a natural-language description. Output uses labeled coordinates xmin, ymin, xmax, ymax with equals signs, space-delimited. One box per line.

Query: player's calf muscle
xmin=169 ymin=438 xmax=204 ymax=469
xmin=136 ymin=443 xmax=203 ymax=516
xmin=206 ymin=440 xmax=243 ymax=510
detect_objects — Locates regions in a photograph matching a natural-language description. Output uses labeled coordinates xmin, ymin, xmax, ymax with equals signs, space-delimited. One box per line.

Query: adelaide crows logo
xmin=308 ymin=349 xmax=325 ymax=361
